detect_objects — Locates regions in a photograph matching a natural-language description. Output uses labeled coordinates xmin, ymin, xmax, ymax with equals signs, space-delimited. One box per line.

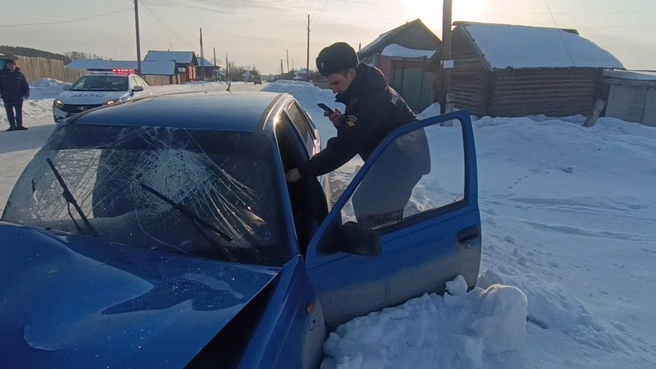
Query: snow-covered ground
xmin=1 ymin=79 xmax=655 ymax=368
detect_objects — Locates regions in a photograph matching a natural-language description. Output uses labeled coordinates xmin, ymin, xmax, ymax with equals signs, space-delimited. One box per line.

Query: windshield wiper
xmin=140 ymin=184 xmax=237 ymax=261
xmin=46 ymin=158 xmax=98 ymax=237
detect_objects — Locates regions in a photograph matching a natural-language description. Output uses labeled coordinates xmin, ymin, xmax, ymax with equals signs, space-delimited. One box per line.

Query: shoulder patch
xmin=390 ymin=92 xmax=399 ymax=106
xmin=345 ymin=115 xmax=357 ymax=129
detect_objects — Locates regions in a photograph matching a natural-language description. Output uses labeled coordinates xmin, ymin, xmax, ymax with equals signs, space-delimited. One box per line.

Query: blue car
xmin=0 ymin=92 xmax=481 ymax=368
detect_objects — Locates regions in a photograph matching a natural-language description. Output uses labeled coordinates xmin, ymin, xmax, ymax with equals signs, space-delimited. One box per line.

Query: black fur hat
xmin=316 ymin=42 xmax=359 ymax=77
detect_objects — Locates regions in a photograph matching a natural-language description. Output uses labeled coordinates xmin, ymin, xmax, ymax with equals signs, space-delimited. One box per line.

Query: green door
xmin=390 ymin=68 xmax=434 ymax=113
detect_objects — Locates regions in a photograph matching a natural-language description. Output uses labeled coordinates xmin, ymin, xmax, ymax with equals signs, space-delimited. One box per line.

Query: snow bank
xmin=416 ymin=102 xmax=442 ymax=120
xmin=321 ymin=276 xmax=528 ymax=369
xmin=478 ymin=269 xmax=624 ymax=352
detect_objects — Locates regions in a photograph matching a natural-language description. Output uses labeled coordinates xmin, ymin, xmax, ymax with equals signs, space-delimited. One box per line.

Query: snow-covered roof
xmin=65 ymin=59 xmax=177 ymax=75
xmin=144 ymin=51 xmax=196 ymax=64
xmin=358 ymin=19 xmax=440 ymax=58
xmin=381 ymin=44 xmax=435 ymax=59
xmin=359 ymin=30 xmax=393 ymax=55
xmin=459 ymin=22 xmax=624 ymax=70
xmin=603 ymin=70 xmax=656 ymax=81
xmin=140 ymin=60 xmax=176 ymax=75
xmin=197 ymin=57 xmax=217 ymax=67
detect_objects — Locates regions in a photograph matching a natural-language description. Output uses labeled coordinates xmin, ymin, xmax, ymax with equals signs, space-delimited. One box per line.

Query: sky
xmin=1 ymin=0 xmax=655 ymax=74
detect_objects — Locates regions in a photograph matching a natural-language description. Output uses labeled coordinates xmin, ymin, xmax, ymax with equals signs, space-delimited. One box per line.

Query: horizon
xmin=1 ymin=0 xmax=654 ymax=74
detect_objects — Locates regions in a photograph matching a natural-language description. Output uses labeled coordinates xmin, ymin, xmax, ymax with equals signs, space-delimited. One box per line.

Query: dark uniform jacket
xmin=299 ymin=63 xmax=430 ymax=177
xmin=0 ymin=66 xmax=30 ymax=100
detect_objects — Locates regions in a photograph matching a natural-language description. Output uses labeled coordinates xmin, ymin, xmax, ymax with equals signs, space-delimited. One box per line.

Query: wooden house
xmin=425 ymin=22 xmax=624 ymax=117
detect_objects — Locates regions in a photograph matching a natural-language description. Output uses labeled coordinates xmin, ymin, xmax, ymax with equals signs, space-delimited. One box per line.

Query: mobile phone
xmin=317 ymin=103 xmax=334 ymax=114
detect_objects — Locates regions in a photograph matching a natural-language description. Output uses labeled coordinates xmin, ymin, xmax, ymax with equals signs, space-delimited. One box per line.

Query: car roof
xmin=70 ymin=91 xmax=290 ymax=132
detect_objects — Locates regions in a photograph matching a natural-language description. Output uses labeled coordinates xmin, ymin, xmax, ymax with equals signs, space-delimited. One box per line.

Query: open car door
xmin=305 ymin=110 xmax=481 ymax=328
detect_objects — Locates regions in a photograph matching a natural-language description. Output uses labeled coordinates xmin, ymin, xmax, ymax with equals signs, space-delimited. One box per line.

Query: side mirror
xmin=333 ymin=221 xmax=382 ymax=256
xmin=132 ymin=86 xmax=144 ymax=92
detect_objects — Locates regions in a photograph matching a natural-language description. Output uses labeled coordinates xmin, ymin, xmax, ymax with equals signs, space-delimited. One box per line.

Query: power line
xmin=542 ymin=0 xmax=576 ymax=67
xmin=139 ymin=0 xmax=198 ymax=51
xmin=0 ymin=8 xmax=132 ymax=28
xmin=237 ymin=0 xmax=398 ymax=18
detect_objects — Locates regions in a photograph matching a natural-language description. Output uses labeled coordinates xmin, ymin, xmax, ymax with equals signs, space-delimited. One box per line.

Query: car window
xmin=130 ymin=76 xmax=140 ymax=88
xmin=337 ymin=121 xmax=465 ymax=230
xmin=137 ymin=76 xmax=150 ymax=87
xmin=2 ymin=125 xmax=289 ymax=266
xmin=285 ymin=102 xmax=315 ymax=156
xmin=69 ymin=75 xmax=128 ymax=91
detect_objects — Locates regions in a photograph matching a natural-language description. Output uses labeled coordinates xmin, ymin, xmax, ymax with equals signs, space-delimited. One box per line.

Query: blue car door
xmin=305 ymin=110 xmax=481 ymax=328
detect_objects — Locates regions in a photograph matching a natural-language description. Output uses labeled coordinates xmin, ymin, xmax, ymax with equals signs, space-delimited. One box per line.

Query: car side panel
xmin=237 ymin=255 xmax=325 ymax=369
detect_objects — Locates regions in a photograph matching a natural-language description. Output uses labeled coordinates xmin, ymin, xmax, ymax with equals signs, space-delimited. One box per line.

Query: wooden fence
xmin=14 ymin=56 xmax=85 ymax=83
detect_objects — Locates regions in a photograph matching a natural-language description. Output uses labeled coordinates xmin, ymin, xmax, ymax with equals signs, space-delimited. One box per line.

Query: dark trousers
xmin=3 ymin=98 xmax=24 ymax=127
xmin=352 ymin=150 xmax=424 ymax=229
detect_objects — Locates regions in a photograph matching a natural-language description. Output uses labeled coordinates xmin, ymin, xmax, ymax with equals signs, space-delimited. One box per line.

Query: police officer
xmin=0 ymin=59 xmax=30 ymax=131
xmin=286 ymin=42 xmax=430 ymax=228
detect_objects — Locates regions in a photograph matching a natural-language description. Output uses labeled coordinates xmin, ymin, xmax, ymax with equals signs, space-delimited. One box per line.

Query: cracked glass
xmin=2 ymin=125 xmax=289 ymax=265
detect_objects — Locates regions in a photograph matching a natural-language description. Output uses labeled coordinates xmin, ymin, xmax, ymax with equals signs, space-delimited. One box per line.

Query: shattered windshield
xmin=2 ymin=125 xmax=289 ymax=265
xmin=69 ymin=75 xmax=128 ymax=91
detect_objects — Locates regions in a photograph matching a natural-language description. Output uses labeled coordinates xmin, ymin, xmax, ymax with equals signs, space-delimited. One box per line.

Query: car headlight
xmin=53 ymin=99 xmax=64 ymax=108
xmin=105 ymin=99 xmax=121 ymax=106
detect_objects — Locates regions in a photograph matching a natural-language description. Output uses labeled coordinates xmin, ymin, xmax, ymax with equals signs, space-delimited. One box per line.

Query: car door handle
xmin=456 ymin=225 xmax=481 ymax=249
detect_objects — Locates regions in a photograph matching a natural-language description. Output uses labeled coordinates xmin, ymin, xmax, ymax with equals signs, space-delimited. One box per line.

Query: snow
xmin=359 ymin=30 xmax=393 ymax=56
xmin=461 ymin=22 xmax=625 ymax=70
xmin=604 ymin=70 xmax=656 ymax=81
xmin=321 ymin=281 xmax=527 ymax=369
xmin=2 ymin=79 xmax=656 ymax=368
xmin=380 ymin=44 xmax=435 ymax=59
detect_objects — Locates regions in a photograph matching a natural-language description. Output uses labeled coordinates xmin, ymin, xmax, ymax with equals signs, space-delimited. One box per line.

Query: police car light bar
xmin=112 ymin=68 xmax=134 ymax=74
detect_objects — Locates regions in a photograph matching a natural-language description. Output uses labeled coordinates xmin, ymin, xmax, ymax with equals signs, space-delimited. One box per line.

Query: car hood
xmin=0 ymin=222 xmax=281 ymax=368
xmin=56 ymin=90 xmax=128 ymax=104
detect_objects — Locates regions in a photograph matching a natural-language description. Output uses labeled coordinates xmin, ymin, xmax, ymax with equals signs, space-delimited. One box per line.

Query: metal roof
xmin=198 ymin=57 xmax=218 ymax=67
xmin=144 ymin=51 xmax=197 ymax=64
xmin=71 ymin=91 xmax=288 ymax=132
xmin=358 ymin=19 xmax=440 ymax=58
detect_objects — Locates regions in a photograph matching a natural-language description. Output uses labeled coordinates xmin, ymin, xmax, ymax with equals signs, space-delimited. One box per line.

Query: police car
xmin=52 ymin=69 xmax=152 ymax=123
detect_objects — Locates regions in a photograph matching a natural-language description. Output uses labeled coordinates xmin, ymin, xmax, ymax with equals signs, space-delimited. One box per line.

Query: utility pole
xmin=199 ymin=28 xmax=205 ymax=81
xmin=280 ymin=59 xmax=284 ymax=76
xmin=134 ymin=0 xmax=142 ymax=75
xmin=441 ymin=0 xmax=453 ymax=114
xmin=226 ymin=53 xmax=229 ymax=81
xmin=286 ymin=49 xmax=290 ymax=73
xmin=213 ymin=47 xmax=217 ymax=81
xmin=292 ymin=59 xmax=294 ymax=71
xmin=306 ymin=14 xmax=310 ymax=82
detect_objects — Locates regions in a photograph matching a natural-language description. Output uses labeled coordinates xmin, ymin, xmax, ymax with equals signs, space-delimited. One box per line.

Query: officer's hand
xmin=285 ymin=168 xmax=302 ymax=183
xmin=326 ymin=108 xmax=344 ymax=127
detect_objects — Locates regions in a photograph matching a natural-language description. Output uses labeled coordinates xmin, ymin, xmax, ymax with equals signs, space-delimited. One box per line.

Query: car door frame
xmin=304 ymin=110 xmax=481 ymax=328
xmin=284 ymin=101 xmax=331 ymax=207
